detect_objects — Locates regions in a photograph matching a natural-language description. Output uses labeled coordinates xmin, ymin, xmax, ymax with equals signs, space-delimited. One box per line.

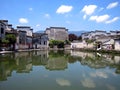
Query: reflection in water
xmin=56 ymin=78 xmax=71 ymax=86
xmin=46 ymin=51 xmax=68 ymax=70
xmin=106 ymin=84 xmax=116 ymax=90
xmin=0 ymin=50 xmax=120 ymax=81
xmin=0 ymin=50 xmax=120 ymax=90
xmin=90 ymin=71 xmax=108 ymax=78
xmin=81 ymin=78 xmax=96 ymax=88
xmin=71 ymin=50 xmax=120 ymax=73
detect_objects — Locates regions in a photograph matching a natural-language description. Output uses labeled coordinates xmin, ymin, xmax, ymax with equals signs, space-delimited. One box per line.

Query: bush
xmin=49 ymin=40 xmax=65 ymax=48
xmin=64 ymin=40 xmax=71 ymax=45
xmin=86 ymin=39 xmax=94 ymax=44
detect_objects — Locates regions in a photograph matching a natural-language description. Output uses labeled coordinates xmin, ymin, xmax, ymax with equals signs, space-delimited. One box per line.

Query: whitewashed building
xmin=81 ymin=30 xmax=107 ymax=40
xmin=0 ymin=20 xmax=7 ymax=40
xmin=114 ymin=39 xmax=120 ymax=51
xmin=45 ymin=27 xmax=68 ymax=41
xmin=71 ymin=40 xmax=94 ymax=49
xmin=17 ymin=26 xmax=33 ymax=49
xmin=33 ymin=33 xmax=49 ymax=50
xmin=110 ymin=31 xmax=120 ymax=36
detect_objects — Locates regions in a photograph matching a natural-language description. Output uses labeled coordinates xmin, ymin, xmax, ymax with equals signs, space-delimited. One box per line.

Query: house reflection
xmin=46 ymin=50 xmax=68 ymax=70
xmin=0 ymin=50 xmax=120 ymax=81
xmin=71 ymin=50 xmax=120 ymax=73
xmin=0 ymin=50 xmax=68 ymax=81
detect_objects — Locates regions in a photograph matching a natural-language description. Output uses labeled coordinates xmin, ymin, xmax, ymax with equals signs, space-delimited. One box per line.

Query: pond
xmin=0 ymin=50 xmax=120 ymax=90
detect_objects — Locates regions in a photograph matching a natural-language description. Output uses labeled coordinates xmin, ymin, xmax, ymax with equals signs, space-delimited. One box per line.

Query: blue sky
xmin=0 ymin=0 xmax=120 ymax=32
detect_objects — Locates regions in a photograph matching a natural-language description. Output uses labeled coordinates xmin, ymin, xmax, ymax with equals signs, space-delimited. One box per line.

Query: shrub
xmin=49 ymin=40 xmax=65 ymax=48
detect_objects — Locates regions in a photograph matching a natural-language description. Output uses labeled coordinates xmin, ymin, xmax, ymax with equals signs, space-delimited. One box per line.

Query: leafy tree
xmin=64 ymin=40 xmax=71 ymax=45
xmin=2 ymin=34 xmax=17 ymax=50
xmin=57 ymin=41 xmax=64 ymax=48
xmin=5 ymin=34 xmax=16 ymax=44
xmin=78 ymin=36 xmax=82 ymax=41
xmin=85 ymin=39 xmax=94 ymax=44
xmin=49 ymin=40 xmax=65 ymax=48
xmin=69 ymin=34 xmax=78 ymax=42
xmin=2 ymin=38 xmax=9 ymax=44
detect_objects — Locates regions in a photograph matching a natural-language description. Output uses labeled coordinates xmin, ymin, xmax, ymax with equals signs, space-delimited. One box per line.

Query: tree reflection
xmin=46 ymin=50 xmax=68 ymax=70
xmin=0 ymin=50 xmax=120 ymax=81
xmin=0 ymin=54 xmax=16 ymax=81
xmin=71 ymin=51 xmax=120 ymax=73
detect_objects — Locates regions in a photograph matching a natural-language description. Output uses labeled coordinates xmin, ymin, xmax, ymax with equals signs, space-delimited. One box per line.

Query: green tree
xmin=69 ymin=34 xmax=78 ymax=42
xmin=49 ymin=40 xmax=65 ymax=48
xmin=6 ymin=34 xmax=16 ymax=44
xmin=85 ymin=39 xmax=94 ymax=44
xmin=78 ymin=36 xmax=82 ymax=41
xmin=64 ymin=40 xmax=70 ymax=45
xmin=2 ymin=34 xmax=16 ymax=50
xmin=2 ymin=38 xmax=9 ymax=44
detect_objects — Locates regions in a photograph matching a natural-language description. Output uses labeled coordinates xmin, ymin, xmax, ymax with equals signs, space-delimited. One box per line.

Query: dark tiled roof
xmin=17 ymin=26 xmax=31 ymax=28
xmin=18 ymin=30 xmax=27 ymax=33
xmin=0 ymin=20 xmax=8 ymax=22
xmin=8 ymin=24 xmax=12 ymax=26
xmin=46 ymin=27 xmax=68 ymax=31
xmin=33 ymin=33 xmax=47 ymax=37
xmin=0 ymin=20 xmax=6 ymax=25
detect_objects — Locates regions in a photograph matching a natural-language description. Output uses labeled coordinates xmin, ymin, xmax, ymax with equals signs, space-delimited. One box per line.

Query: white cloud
xmin=105 ymin=17 xmax=119 ymax=24
xmin=19 ymin=18 xmax=28 ymax=24
xmin=44 ymin=14 xmax=50 ymax=19
xmin=83 ymin=15 xmax=87 ymax=19
xmin=56 ymin=5 xmax=73 ymax=14
xmin=89 ymin=16 xmax=98 ymax=21
xmin=29 ymin=8 xmax=33 ymax=11
xmin=89 ymin=14 xmax=110 ymax=23
xmin=90 ymin=71 xmax=108 ymax=78
xmin=107 ymin=84 xmax=116 ymax=90
xmin=81 ymin=5 xmax=97 ymax=15
xmin=81 ymin=78 xmax=96 ymax=88
xmin=90 ymin=15 xmax=119 ymax=24
xmin=36 ymin=24 xmax=40 ymax=27
xmin=107 ymin=2 xmax=119 ymax=9
xmin=56 ymin=78 xmax=71 ymax=86
xmin=96 ymin=15 xmax=109 ymax=23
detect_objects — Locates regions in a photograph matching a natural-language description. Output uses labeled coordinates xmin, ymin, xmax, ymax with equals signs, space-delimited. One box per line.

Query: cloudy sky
xmin=0 ymin=0 xmax=120 ymax=32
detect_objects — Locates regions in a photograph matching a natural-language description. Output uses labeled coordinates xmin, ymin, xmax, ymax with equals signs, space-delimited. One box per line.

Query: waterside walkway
xmin=0 ymin=48 xmax=120 ymax=54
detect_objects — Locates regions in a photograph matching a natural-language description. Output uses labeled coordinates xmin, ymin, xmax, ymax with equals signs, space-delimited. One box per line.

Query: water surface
xmin=0 ymin=50 xmax=120 ymax=90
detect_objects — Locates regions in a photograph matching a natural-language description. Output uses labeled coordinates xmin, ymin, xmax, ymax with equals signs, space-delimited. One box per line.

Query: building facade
xmin=114 ymin=39 xmax=120 ymax=51
xmin=45 ymin=27 xmax=68 ymax=41
xmin=81 ymin=30 xmax=107 ymax=40
xmin=110 ymin=31 xmax=120 ymax=36
xmin=0 ymin=20 xmax=8 ymax=41
xmin=17 ymin=26 xmax=33 ymax=49
xmin=33 ymin=33 xmax=49 ymax=50
xmin=0 ymin=20 xmax=17 ymax=50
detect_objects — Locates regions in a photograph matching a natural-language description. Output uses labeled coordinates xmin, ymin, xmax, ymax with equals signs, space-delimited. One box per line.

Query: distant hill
xmin=35 ymin=30 xmax=87 ymax=36
xmin=34 ymin=30 xmax=44 ymax=33
xmin=68 ymin=31 xmax=87 ymax=36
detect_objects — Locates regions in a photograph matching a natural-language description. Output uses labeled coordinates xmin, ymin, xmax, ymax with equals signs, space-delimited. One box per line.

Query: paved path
xmin=0 ymin=51 xmax=13 ymax=54
xmin=0 ymin=49 xmax=47 ymax=54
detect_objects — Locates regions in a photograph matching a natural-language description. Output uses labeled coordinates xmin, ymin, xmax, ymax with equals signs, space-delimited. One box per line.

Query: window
xmin=19 ymin=39 xmax=22 ymax=44
xmin=44 ymin=41 xmax=46 ymax=45
xmin=1 ymin=28 xmax=4 ymax=34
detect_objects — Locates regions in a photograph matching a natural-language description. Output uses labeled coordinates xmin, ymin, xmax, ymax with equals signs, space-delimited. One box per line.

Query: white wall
xmin=115 ymin=40 xmax=120 ymax=51
xmin=71 ymin=41 xmax=94 ymax=49
xmin=17 ymin=27 xmax=32 ymax=37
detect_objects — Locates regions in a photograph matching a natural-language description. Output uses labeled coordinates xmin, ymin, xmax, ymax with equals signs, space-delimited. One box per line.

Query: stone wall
xmin=71 ymin=41 xmax=94 ymax=49
xmin=115 ymin=40 xmax=120 ymax=51
xmin=45 ymin=27 xmax=68 ymax=41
